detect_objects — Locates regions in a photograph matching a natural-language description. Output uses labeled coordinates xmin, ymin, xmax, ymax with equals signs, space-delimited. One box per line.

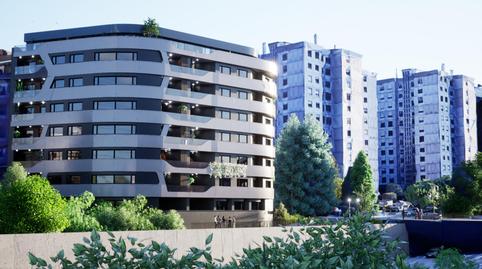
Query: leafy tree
xmin=142 ymin=17 xmax=160 ymax=37
xmin=385 ymin=183 xmax=403 ymax=198
xmin=146 ymin=209 xmax=185 ymax=230
xmin=334 ymin=177 xmax=343 ymax=201
xmin=2 ymin=161 xmax=28 ymax=185
xmin=341 ymin=167 xmax=353 ymax=201
xmin=64 ymin=192 xmax=101 ymax=232
xmin=405 ymin=179 xmax=453 ymax=210
xmin=348 ymin=151 xmax=377 ymax=212
xmin=0 ymin=175 xmax=68 ymax=233
xmin=275 ymin=114 xmax=337 ymax=216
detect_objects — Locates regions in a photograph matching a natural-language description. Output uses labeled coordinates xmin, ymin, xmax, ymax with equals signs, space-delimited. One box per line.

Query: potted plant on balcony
xmin=16 ymin=80 xmax=24 ymax=91
xmin=178 ymin=104 xmax=190 ymax=114
xmin=142 ymin=18 xmax=160 ymax=37
xmin=187 ymin=175 xmax=196 ymax=185
xmin=14 ymin=130 xmax=21 ymax=138
xmin=208 ymin=162 xmax=247 ymax=179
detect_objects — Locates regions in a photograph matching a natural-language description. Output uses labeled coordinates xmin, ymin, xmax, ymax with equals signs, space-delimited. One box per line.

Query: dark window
xmin=283 ymin=103 xmax=288 ymax=110
xmin=70 ymin=54 xmax=84 ymax=63
xmin=67 ymin=150 xmax=80 ymax=160
xmin=50 ymin=103 xmax=64 ymax=112
xmin=67 ymin=175 xmax=81 ymax=184
xmin=52 ymin=79 xmax=65 ymax=88
xmin=282 ymin=53 xmax=288 ymax=61
xmin=69 ymin=78 xmax=83 ymax=87
xmin=68 ymin=102 xmax=82 ymax=111
xmin=52 ymin=55 xmax=65 ymax=65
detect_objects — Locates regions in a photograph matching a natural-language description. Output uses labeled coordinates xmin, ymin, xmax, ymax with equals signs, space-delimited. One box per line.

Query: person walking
xmin=232 ymin=216 xmax=236 ymax=228
xmin=222 ymin=216 xmax=226 ymax=228
xmin=214 ymin=215 xmax=219 ymax=228
xmin=228 ymin=216 xmax=233 ymax=228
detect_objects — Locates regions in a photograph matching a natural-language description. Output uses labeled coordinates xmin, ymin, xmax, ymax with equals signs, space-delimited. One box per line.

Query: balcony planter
xmin=178 ymin=104 xmax=190 ymax=114
xmin=187 ymin=175 xmax=196 ymax=185
xmin=208 ymin=162 xmax=247 ymax=179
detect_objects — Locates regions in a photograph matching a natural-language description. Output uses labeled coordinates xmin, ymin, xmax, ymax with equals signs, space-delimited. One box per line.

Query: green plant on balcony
xmin=178 ymin=104 xmax=189 ymax=114
xmin=142 ymin=17 xmax=160 ymax=37
xmin=187 ymin=175 xmax=196 ymax=185
xmin=16 ymin=80 xmax=24 ymax=91
xmin=14 ymin=130 xmax=21 ymax=138
xmin=208 ymin=162 xmax=247 ymax=179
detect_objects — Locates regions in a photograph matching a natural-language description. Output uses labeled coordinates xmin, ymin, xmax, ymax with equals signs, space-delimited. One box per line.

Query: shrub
xmin=146 ymin=209 xmax=185 ymax=230
xmin=2 ymin=161 xmax=28 ymax=184
xmin=142 ymin=17 xmax=160 ymax=37
xmin=64 ymin=192 xmax=101 ymax=232
xmin=0 ymin=175 xmax=68 ymax=233
xmin=434 ymin=248 xmax=477 ymax=269
xmin=273 ymin=202 xmax=306 ymax=226
xmin=405 ymin=180 xmax=453 ymax=210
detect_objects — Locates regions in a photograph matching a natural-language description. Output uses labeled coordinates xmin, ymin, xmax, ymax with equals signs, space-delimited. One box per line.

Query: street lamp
xmin=347 ymin=198 xmax=352 ymax=217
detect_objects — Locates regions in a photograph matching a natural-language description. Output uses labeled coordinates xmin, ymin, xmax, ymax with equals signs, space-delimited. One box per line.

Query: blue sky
xmin=1 ymin=0 xmax=481 ymax=81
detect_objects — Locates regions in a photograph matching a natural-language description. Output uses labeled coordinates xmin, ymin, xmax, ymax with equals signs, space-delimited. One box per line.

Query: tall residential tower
xmin=0 ymin=50 xmax=11 ymax=177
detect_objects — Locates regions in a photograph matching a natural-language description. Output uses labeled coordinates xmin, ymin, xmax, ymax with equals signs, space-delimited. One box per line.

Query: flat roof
xmin=24 ymin=24 xmax=256 ymax=57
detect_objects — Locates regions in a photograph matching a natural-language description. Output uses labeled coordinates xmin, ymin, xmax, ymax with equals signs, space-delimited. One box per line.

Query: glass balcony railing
xmin=12 ymin=137 xmax=41 ymax=146
xmin=172 ymin=41 xmax=214 ymax=54
xmin=165 ymin=160 xmax=210 ymax=169
xmin=163 ymin=136 xmax=209 ymax=146
xmin=165 ymin=88 xmax=207 ymax=99
xmin=14 ymin=90 xmax=42 ymax=99
xmin=12 ymin=114 xmax=35 ymax=121
xmin=170 ymin=65 xmax=210 ymax=76
xmin=15 ymin=64 xmax=44 ymax=75
xmin=13 ymin=44 xmax=39 ymax=52
xmin=166 ymin=185 xmax=212 ymax=192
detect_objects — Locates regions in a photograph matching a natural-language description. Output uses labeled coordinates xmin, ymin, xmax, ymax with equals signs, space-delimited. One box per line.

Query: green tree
xmin=341 ymin=167 xmax=353 ymax=201
xmin=2 ymin=162 xmax=28 ymax=185
xmin=334 ymin=177 xmax=343 ymax=201
xmin=385 ymin=183 xmax=403 ymax=198
xmin=64 ymin=192 xmax=101 ymax=232
xmin=405 ymin=179 xmax=452 ymax=210
xmin=275 ymin=114 xmax=337 ymax=216
xmin=0 ymin=175 xmax=68 ymax=233
xmin=348 ymin=152 xmax=377 ymax=212
xmin=142 ymin=17 xmax=160 ymax=37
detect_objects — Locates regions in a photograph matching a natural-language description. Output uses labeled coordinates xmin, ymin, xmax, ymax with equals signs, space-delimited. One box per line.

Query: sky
xmin=1 ymin=0 xmax=482 ymax=81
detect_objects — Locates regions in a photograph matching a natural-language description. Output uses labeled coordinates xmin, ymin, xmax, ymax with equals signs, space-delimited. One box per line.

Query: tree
xmin=2 ymin=162 xmax=28 ymax=185
xmin=348 ymin=151 xmax=377 ymax=212
xmin=0 ymin=174 xmax=68 ymax=233
xmin=64 ymin=192 xmax=101 ymax=232
xmin=405 ymin=179 xmax=452 ymax=210
xmin=385 ymin=183 xmax=403 ymax=199
xmin=341 ymin=167 xmax=354 ymax=201
xmin=275 ymin=114 xmax=337 ymax=216
xmin=334 ymin=177 xmax=343 ymax=201
xmin=142 ymin=17 xmax=160 ymax=37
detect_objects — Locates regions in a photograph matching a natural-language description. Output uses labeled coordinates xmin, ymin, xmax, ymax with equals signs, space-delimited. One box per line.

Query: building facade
xmin=377 ymin=68 xmax=477 ymax=188
xmin=9 ymin=24 xmax=277 ymax=227
xmin=0 ymin=50 xmax=11 ymax=177
xmin=261 ymin=41 xmax=379 ymax=187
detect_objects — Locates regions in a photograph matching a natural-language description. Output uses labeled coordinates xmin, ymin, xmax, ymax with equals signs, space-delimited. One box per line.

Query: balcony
xmin=171 ymin=41 xmax=214 ymax=55
xmin=165 ymin=160 xmax=210 ymax=169
xmin=15 ymin=64 xmax=45 ymax=75
xmin=170 ymin=65 xmax=210 ymax=76
xmin=163 ymin=136 xmax=209 ymax=146
xmin=13 ymin=44 xmax=39 ymax=53
xmin=166 ymin=185 xmax=212 ymax=192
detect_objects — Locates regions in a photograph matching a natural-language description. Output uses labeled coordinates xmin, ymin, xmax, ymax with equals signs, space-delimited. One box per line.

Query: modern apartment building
xmin=9 ymin=24 xmax=277 ymax=227
xmin=260 ymin=41 xmax=379 ymax=188
xmin=0 ymin=50 xmax=11 ymax=177
xmin=475 ymin=85 xmax=482 ymax=151
xmin=377 ymin=67 xmax=477 ymax=188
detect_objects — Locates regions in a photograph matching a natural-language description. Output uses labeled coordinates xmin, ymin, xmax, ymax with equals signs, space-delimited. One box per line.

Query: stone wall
xmin=0 ymin=224 xmax=407 ymax=269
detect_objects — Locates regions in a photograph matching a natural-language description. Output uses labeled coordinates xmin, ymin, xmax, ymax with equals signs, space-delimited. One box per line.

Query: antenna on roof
xmin=313 ymin=34 xmax=318 ymax=45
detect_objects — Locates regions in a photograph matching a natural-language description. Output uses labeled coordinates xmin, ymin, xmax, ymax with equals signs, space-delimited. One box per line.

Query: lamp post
xmin=347 ymin=198 xmax=352 ymax=217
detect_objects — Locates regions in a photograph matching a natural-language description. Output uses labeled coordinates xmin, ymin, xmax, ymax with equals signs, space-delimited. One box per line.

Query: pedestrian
xmin=222 ymin=216 xmax=226 ymax=228
xmin=214 ymin=215 xmax=219 ymax=228
xmin=228 ymin=216 xmax=233 ymax=228
xmin=232 ymin=216 xmax=236 ymax=228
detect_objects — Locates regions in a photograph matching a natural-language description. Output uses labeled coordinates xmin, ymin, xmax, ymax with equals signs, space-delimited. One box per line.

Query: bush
xmin=146 ymin=209 xmax=185 ymax=230
xmin=273 ymin=203 xmax=306 ymax=226
xmin=405 ymin=180 xmax=453 ymax=210
xmin=434 ymin=248 xmax=477 ymax=269
xmin=142 ymin=17 xmax=160 ymax=37
xmin=29 ymin=214 xmax=409 ymax=268
xmin=64 ymin=192 xmax=101 ymax=232
xmin=0 ymin=175 xmax=69 ymax=233
xmin=382 ymin=192 xmax=397 ymax=201
xmin=2 ymin=162 xmax=28 ymax=184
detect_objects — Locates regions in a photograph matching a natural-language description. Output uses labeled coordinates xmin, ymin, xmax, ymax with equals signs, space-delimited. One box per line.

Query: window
xmin=283 ymin=104 xmax=288 ymax=110
xmin=94 ymin=125 xmax=115 ymax=135
xmin=282 ymin=53 xmax=288 ymax=61
xmin=282 ymin=91 xmax=288 ymax=98
xmin=68 ymin=102 xmax=82 ymax=111
xmin=70 ymin=54 xmax=84 ymax=63
xmin=49 ymin=127 xmax=63 ymax=136
xmin=117 ymin=77 xmax=136 ymax=85
xmin=117 ymin=52 xmax=137 ymax=61
xmin=420 ymin=156 xmax=425 ymax=162
xmin=95 ymin=52 xmax=116 ymax=61
xmin=308 ymin=50 xmax=312 ymax=57
xmin=50 ymin=103 xmax=64 ymax=112
xmin=95 ymin=76 xmax=115 ymax=85
xmin=69 ymin=78 xmax=83 ymax=87
xmin=52 ymin=79 xmax=65 ymax=88
xmin=308 ymin=63 xmax=312 ymax=69
xmin=220 ymin=66 xmax=231 ymax=74
xmin=238 ymin=91 xmax=248 ymax=100
xmin=52 ymin=55 xmax=65 ymax=65
xmin=221 ymin=133 xmax=230 ymax=141
xmin=68 ymin=126 xmax=82 ymax=136
xmin=221 ymin=88 xmax=231 ymax=97
xmin=116 ymin=125 xmax=135 ymax=134
xmin=221 ymin=155 xmax=231 ymax=163
xmin=92 ymin=175 xmax=114 ymax=184
xmin=316 ymin=102 xmax=320 ymax=108
xmin=67 ymin=150 xmax=80 ymax=160
xmin=238 ymin=69 xmax=248 ymax=78
xmin=308 ymin=100 xmax=313 ymax=107
xmin=67 ymin=175 xmax=81 ymax=184
xmin=238 ymin=113 xmax=248 ymax=121
xmin=93 ymin=150 xmax=114 ymax=159
xmin=116 ymin=101 xmax=136 ymax=110
xmin=49 ymin=151 xmax=63 ymax=160
xmin=221 ymin=111 xmax=230 ymax=119
xmin=325 ymin=92 xmax=332 ymax=100
xmin=419 ymin=136 xmax=424 ymax=142
xmin=237 ymin=178 xmax=248 ymax=187
xmin=94 ymin=101 xmax=115 ymax=110
xmin=115 ymin=150 xmax=135 ymax=159
xmin=239 ymin=134 xmax=247 ymax=143
xmin=115 ymin=175 xmax=135 ymax=184
xmin=282 ymin=65 xmax=287 ymax=73
xmin=282 ymin=78 xmax=288 ymax=86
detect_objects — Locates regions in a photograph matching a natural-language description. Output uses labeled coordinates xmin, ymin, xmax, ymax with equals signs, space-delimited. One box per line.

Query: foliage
xmin=275 ymin=114 xmax=338 ymax=216
xmin=405 ymin=179 xmax=453 ymax=210
xmin=0 ymin=175 xmax=68 ymax=234
xmin=146 ymin=209 xmax=185 ymax=230
xmin=2 ymin=161 xmax=28 ymax=185
xmin=64 ymin=192 xmax=101 ymax=232
xmin=178 ymin=104 xmax=189 ymax=114
xmin=16 ymin=80 xmax=24 ymax=91
xmin=434 ymin=248 xmax=477 ymax=269
xmin=386 ymin=183 xmax=404 ymax=198
xmin=142 ymin=17 xmax=160 ymax=37
xmin=347 ymin=151 xmax=377 ymax=212
xmin=273 ymin=203 xmax=306 ymax=226
xmin=382 ymin=192 xmax=397 ymax=201
xmin=334 ymin=177 xmax=343 ymax=201
xmin=208 ymin=162 xmax=247 ymax=179
xmin=30 ymin=214 xmax=409 ymax=269
xmin=341 ymin=167 xmax=354 ymax=201
xmin=443 ymin=154 xmax=482 ymax=216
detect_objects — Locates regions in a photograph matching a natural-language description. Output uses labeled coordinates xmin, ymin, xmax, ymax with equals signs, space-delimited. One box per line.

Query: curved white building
xmin=10 ymin=24 xmax=277 ymax=227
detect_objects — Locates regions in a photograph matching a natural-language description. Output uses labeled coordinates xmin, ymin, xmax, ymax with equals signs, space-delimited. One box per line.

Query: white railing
xmin=170 ymin=65 xmax=210 ymax=76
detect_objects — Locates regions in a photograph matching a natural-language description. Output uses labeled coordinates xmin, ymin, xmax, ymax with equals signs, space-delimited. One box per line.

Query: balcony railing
xmin=15 ymin=64 xmax=44 ymax=75
xmin=170 ymin=65 xmax=210 ymax=76
xmin=165 ymin=88 xmax=208 ymax=99
xmin=163 ymin=136 xmax=209 ymax=146
xmin=13 ymin=44 xmax=39 ymax=52
xmin=12 ymin=114 xmax=35 ymax=121
xmin=166 ymin=185 xmax=213 ymax=192
xmin=172 ymin=41 xmax=214 ymax=54
xmin=12 ymin=137 xmax=41 ymax=146
xmin=165 ymin=160 xmax=210 ymax=169
xmin=14 ymin=89 xmax=42 ymax=99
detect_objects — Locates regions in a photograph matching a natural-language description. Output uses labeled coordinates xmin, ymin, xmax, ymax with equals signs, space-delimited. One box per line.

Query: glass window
xmin=67 ymin=175 xmax=81 ymax=184
xmin=95 ymin=52 xmax=116 ymax=61
xmin=238 ymin=91 xmax=248 ymax=100
xmin=117 ymin=52 xmax=137 ymax=61
xmin=115 ymin=175 xmax=133 ymax=184
xmin=221 ymin=155 xmax=230 ymax=163
xmin=238 ymin=113 xmax=248 ymax=121
xmin=116 ymin=125 xmax=135 ymax=134
xmin=95 ymin=77 xmax=116 ymax=85
xmin=50 ymin=103 xmax=64 ymax=112
xmin=115 ymin=150 xmax=134 ymax=159
xmin=238 ymin=156 xmax=248 ymax=165
xmin=50 ymin=127 xmax=63 ymax=136
xmin=239 ymin=134 xmax=248 ymax=143
xmin=70 ymin=54 xmax=84 ymax=63
xmin=94 ymin=150 xmax=114 ymax=159
xmin=221 ymin=133 xmax=230 ymax=141
xmin=221 ymin=88 xmax=231 ymax=97
xmin=116 ymin=101 xmax=136 ymax=110
xmin=67 ymin=150 xmax=80 ymax=160
xmin=117 ymin=77 xmax=136 ymax=85
xmin=52 ymin=79 xmax=65 ymax=88
xmin=93 ymin=175 xmax=114 ymax=184
xmin=238 ymin=69 xmax=248 ymax=78
xmin=68 ymin=126 xmax=82 ymax=136
xmin=68 ymin=102 xmax=82 ymax=111
xmin=52 ymin=55 xmax=65 ymax=65
xmin=95 ymin=125 xmax=115 ymax=135
xmin=220 ymin=66 xmax=231 ymax=74
xmin=221 ymin=111 xmax=230 ymax=119
xmin=49 ymin=151 xmax=63 ymax=160
xmin=95 ymin=101 xmax=115 ymax=110
xmin=69 ymin=78 xmax=83 ymax=87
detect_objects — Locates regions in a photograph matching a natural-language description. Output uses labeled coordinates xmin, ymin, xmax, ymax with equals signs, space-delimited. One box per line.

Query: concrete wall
xmin=0 ymin=224 xmax=407 ymax=269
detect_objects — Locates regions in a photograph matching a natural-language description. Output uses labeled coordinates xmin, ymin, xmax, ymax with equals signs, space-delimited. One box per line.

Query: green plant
xmin=178 ymin=104 xmax=189 ymax=114
xmin=273 ymin=202 xmax=306 ymax=226
xmin=16 ymin=80 xmax=24 ymax=91
xmin=64 ymin=192 xmax=101 ymax=232
xmin=346 ymin=151 xmax=377 ymax=212
xmin=434 ymin=248 xmax=477 ymax=269
xmin=142 ymin=17 xmax=160 ymax=37
xmin=0 ymin=174 xmax=69 ymax=233
xmin=2 ymin=161 xmax=28 ymax=184
xmin=334 ymin=177 xmax=343 ymax=201
xmin=275 ymin=114 xmax=338 ymax=216
xmin=187 ymin=175 xmax=196 ymax=185
xmin=386 ymin=183 xmax=404 ymax=198
xmin=14 ymin=129 xmax=21 ymax=138
xmin=405 ymin=179 xmax=453 ymax=211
